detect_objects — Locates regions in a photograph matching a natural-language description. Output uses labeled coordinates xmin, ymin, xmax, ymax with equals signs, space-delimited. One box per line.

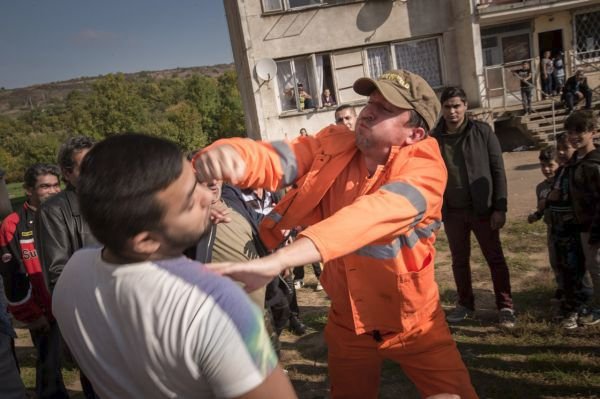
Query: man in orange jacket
xmin=194 ymin=70 xmax=477 ymax=399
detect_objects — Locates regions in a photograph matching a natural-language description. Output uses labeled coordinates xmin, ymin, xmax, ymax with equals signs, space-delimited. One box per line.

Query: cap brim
xmin=353 ymin=78 xmax=414 ymax=110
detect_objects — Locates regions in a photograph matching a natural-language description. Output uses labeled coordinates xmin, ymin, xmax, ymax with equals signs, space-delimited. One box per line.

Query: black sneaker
xmin=289 ymin=315 xmax=307 ymax=335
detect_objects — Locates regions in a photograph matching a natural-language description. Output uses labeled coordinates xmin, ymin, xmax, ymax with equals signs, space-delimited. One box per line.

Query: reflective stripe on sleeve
xmin=381 ymin=182 xmax=427 ymax=224
xmin=271 ymin=141 xmax=298 ymax=186
xmin=356 ymin=220 xmax=442 ymax=259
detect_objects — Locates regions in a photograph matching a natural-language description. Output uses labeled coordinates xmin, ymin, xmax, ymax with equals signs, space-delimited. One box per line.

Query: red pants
xmin=324 ymin=306 xmax=478 ymax=399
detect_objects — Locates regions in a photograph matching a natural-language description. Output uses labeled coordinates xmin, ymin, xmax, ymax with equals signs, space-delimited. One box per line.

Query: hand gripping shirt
xmin=203 ymin=125 xmax=448 ymax=334
xmin=53 ymin=248 xmax=277 ymax=399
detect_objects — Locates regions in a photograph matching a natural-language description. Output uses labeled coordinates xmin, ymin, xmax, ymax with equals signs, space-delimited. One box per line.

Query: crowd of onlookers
xmin=528 ymin=110 xmax=600 ymax=329
xmin=514 ymin=51 xmax=593 ymax=115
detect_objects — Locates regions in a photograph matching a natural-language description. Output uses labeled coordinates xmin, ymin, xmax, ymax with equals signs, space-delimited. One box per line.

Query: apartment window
xmin=575 ymin=9 xmax=600 ymax=59
xmin=367 ymin=47 xmax=391 ymax=80
xmin=276 ymin=54 xmax=335 ymax=112
xmin=262 ymin=0 xmax=360 ymax=13
xmin=366 ymin=37 xmax=443 ymax=88
xmin=263 ymin=0 xmax=284 ymax=12
xmin=394 ymin=38 xmax=443 ymax=87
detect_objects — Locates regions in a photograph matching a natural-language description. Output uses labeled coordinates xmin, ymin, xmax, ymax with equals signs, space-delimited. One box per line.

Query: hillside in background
xmin=0 ymin=63 xmax=235 ymax=117
xmin=0 ymin=63 xmax=245 ymax=182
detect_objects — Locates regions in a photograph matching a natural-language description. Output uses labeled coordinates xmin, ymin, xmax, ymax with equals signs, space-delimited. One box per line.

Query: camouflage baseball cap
xmin=353 ymin=69 xmax=441 ymax=130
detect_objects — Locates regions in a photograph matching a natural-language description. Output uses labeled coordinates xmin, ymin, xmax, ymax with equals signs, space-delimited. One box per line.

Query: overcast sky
xmin=0 ymin=0 xmax=233 ymax=89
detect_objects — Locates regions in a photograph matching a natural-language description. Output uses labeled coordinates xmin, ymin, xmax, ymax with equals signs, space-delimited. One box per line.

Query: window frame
xmin=276 ymin=55 xmax=327 ymax=114
xmin=273 ymin=35 xmax=446 ymax=116
xmin=261 ymin=0 xmax=363 ymax=14
xmin=573 ymin=7 xmax=600 ymax=63
xmin=364 ymin=36 xmax=445 ymax=89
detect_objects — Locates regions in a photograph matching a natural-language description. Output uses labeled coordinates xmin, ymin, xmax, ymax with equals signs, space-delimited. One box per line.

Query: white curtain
xmin=367 ymin=47 xmax=390 ymax=79
xmin=315 ymin=55 xmax=324 ymax=107
xmin=262 ymin=0 xmax=283 ymax=12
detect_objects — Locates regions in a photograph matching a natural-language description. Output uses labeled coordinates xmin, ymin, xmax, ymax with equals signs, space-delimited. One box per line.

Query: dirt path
xmin=502 ymin=150 xmax=541 ymax=219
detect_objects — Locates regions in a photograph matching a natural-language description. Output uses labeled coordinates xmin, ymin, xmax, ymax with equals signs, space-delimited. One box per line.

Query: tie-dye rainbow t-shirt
xmin=53 ymin=248 xmax=278 ymax=398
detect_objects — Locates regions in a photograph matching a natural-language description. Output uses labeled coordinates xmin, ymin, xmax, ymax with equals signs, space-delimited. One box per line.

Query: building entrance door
xmin=538 ymin=29 xmax=564 ymax=57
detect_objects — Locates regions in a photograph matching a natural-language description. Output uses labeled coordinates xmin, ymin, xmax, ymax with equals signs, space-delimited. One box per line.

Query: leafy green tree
xmin=214 ymin=70 xmax=246 ymax=140
xmin=88 ymin=74 xmax=149 ymax=136
xmin=145 ymin=102 xmax=207 ymax=151
xmin=186 ymin=76 xmax=220 ymax=137
xmin=0 ymin=69 xmax=247 ymax=179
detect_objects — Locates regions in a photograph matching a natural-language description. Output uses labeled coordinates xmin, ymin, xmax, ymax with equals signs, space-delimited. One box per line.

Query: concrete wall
xmin=532 ymin=11 xmax=573 ymax=72
xmin=225 ymin=0 xmax=476 ymax=140
xmin=451 ymin=0 xmax=487 ymax=107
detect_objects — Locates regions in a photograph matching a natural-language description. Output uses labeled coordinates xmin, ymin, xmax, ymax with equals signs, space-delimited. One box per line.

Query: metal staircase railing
xmin=483 ymin=57 xmax=557 ymax=135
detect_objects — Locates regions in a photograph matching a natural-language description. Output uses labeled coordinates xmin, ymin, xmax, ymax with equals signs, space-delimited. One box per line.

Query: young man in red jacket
xmin=0 ymin=163 xmax=65 ymax=399
xmin=194 ymin=70 xmax=477 ymax=399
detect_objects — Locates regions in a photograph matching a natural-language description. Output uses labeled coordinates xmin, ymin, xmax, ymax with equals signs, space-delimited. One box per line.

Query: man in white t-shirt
xmin=52 ymin=134 xmax=296 ymax=399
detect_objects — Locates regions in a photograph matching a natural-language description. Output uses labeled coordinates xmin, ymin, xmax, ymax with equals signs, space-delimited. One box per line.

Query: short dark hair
xmin=57 ymin=136 xmax=95 ymax=171
xmin=406 ymin=110 xmax=429 ymax=132
xmin=334 ymin=104 xmax=356 ymax=115
xmin=440 ymin=87 xmax=468 ymax=105
xmin=564 ymin=110 xmax=596 ymax=133
xmin=538 ymin=146 xmax=556 ymax=163
xmin=78 ymin=133 xmax=184 ymax=254
xmin=23 ymin=163 xmax=60 ymax=189
xmin=555 ymin=132 xmax=568 ymax=145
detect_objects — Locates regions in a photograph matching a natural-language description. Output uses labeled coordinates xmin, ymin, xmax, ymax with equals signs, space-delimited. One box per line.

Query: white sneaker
xmin=293 ymin=279 xmax=304 ymax=290
xmin=315 ymin=282 xmax=323 ymax=292
xmin=498 ymin=308 xmax=516 ymax=329
xmin=561 ymin=312 xmax=579 ymax=330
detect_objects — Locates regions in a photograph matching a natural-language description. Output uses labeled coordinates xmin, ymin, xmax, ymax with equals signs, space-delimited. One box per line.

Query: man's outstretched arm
xmin=209 ymin=237 xmax=321 ymax=292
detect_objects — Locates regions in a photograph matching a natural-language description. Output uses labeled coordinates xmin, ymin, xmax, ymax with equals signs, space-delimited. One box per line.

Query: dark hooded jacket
xmin=568 ymin=146 xmax=600 ymax=242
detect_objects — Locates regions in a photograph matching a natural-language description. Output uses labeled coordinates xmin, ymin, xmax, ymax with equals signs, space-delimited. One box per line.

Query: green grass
xmin=301 ymin=312 xmax=328 ymax=331
xmin=15 ymin=329 xmax=80 ymax=392
xmin=429 ymin=219 xmax=600 ymax=398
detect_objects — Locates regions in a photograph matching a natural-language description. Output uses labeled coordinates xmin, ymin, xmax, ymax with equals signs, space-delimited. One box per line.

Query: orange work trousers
xmin=324 ymin=306 xmax=478 ymax=399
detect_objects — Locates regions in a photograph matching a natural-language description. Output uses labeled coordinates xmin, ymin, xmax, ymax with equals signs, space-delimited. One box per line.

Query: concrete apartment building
xmin=223 ymin=0 xmax=600 ymax=142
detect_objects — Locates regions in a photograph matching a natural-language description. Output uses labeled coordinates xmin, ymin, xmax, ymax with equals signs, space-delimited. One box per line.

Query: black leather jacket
xmin=35 ymin=186 xmax=98 ymax=291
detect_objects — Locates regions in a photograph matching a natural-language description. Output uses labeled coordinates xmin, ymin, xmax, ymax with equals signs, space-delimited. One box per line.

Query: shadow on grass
xmin=469 ymin=367 xmax=599 ymax=399
xmin=514 ymin=163 xmax=540 ymax=171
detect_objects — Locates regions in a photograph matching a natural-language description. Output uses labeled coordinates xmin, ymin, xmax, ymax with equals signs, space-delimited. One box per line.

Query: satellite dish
xmin=255 ymin=58 xmax=277 ymax=82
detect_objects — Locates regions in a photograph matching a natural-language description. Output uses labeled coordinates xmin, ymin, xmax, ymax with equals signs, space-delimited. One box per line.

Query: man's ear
xmin=405 ymin=127 xmax=426 ymax=145
xmin=128 ymin=231 xmax=161 ymax=256
xmin=61 ymin=168 xmax=74 ymax=184
xmin=23 ymin=184 xmax=33 ymax=198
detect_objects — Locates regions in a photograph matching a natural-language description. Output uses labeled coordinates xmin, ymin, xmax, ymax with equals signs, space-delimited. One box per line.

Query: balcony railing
xmin=478 ymin=0 xmax=524 ymax=5
xmin=477 ymin=0 xmax=566 ymax=11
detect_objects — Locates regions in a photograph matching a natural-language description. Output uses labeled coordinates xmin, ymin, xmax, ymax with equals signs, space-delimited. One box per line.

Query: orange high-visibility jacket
xmin=205 ymin=125 xmax=448 ymax=334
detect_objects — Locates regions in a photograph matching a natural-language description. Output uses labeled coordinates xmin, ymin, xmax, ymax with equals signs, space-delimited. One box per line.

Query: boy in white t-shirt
xmin=52 ymin=134 xmax=296 ymax=399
